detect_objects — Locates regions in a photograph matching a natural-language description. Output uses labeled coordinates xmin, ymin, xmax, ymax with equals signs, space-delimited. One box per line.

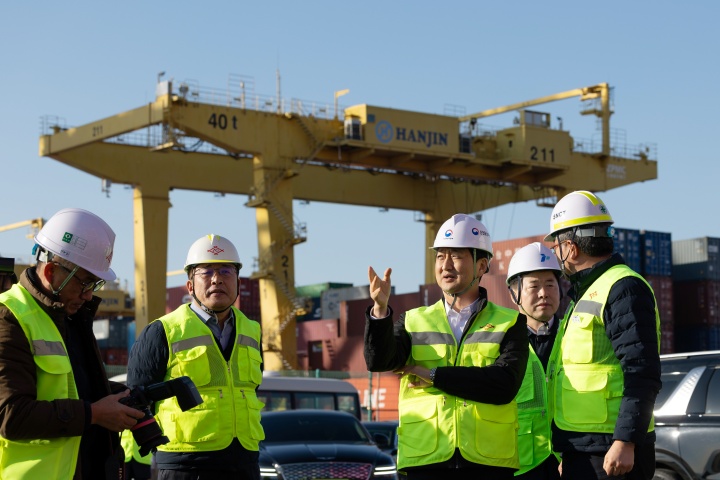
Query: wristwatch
xmin=429 ymin=367 xmax=437 ymax=384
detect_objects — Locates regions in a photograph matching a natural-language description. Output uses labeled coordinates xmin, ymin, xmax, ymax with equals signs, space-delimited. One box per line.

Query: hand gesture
xmin=368 ymin=266 xmax=392 ymax=318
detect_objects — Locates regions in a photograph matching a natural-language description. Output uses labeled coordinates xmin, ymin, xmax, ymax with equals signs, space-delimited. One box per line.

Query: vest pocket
xmin=237 ymin=346 xmax=263 ymax=384
xmin=172 ymin=346 xmax=211 ymax=387
xmin=34 ymin=355 xmax=72 ymax=401
xmin=560 ymin=372 xmax=608 ymax=424
xmin=398 ymin=398 xmax=438 ymax=457
xmin=475 ymin=404 xmax=516 ymax=459
xmin=562 ymin=314 xmax=594 ymax=364
xmin=517 ymin=418 xmax=533 ymax=466
xmin=165 ymin=390 xmax=221 ymax=443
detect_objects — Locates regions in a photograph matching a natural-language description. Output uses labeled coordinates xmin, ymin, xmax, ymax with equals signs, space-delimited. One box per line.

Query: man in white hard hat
xmin=364 ymin=213 xmax=529 ymax=480
xmin=127 ymin=234 xmax=264 ymax=480
xmin=544 ymin=191 xmax=660 ymax=480
xmin=506 ymin=242 xmax=562 ymax=480
xmin=0 ymin=208 xmax=144 ymax=480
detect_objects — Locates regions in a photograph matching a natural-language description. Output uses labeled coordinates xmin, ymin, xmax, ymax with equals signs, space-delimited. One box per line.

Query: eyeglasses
xmin=193 ymin=266 xmax=237 ymax=279
xmin=54 ymin=263 xmax=106 ymax=293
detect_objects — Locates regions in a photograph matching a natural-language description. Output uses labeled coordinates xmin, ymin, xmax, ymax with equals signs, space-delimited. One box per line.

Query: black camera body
xmin=121 ymin=376 xmax=203 ymax=456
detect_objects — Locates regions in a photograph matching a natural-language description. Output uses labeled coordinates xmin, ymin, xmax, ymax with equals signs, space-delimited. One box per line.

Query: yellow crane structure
xmin=0 ymin=218 xmax=45 ymax=239
xmin=38 ymin=79 xmax=657 ymax=370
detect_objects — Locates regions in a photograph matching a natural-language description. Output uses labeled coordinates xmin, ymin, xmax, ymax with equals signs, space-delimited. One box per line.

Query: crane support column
xmin=133 ymin=184 xmax=171 ymax=333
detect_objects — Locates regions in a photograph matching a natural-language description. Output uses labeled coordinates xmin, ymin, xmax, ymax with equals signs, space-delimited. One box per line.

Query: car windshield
xmin=262 ymin=414 xmax=371 ymax=443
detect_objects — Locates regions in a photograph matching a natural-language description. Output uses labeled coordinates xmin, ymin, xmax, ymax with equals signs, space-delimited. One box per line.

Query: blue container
xmin=613 ymin=227 xmax=641 ymax=273
xmin=641 ymin=230 xmax=672 ymax=276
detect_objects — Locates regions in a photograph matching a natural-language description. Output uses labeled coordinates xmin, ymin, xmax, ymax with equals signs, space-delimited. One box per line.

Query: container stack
xmin=640 ymin=230 xmax=674 ymax=353
xmin=672 ymin=237 xmax=720 ymax=352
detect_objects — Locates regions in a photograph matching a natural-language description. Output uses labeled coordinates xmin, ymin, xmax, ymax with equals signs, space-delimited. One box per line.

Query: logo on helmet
xmin=471 ymin=227 xmax=479 ymax=236
xmin=63 ymin=232 xmax=73 ymax=243
xmin=540 ymin=253 xmax=549 ymax=262
xmin=444 ymin=229 xmax=453 ymax=238
xmin=207 ymin=246 xmax=225 ymax=256
xmin=600 ymin=205 xmax=608 ymax=214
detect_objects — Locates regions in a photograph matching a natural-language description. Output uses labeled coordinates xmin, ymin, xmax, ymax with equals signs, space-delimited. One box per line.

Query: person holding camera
xmin=0 ymin=208 xmax=144 ymax=480
xmin=127 ymin=234 xmax=264 ymax=480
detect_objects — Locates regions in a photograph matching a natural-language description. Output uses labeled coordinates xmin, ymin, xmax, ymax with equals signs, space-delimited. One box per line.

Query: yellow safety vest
xmin=515 ymin=345 xmax=555 ymax=476
xmin=121 ymin=429 xmax=152 ymax=465
xmin=548 ymin=265 xmax=660 ymax=434
xmin=155 ymin=305 xmax=265 ymax=452
xmin=398 ymin=300 xmax=520 ymax=470
xmin=0 ymin=284 xmax=80 ymax=480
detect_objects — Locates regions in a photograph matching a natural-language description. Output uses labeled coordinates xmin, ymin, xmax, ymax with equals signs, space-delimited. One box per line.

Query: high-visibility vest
xmin=155 ymin=305 xmax=265 ymax=452
xmin=515 ymin=345 xmax=555 ymax=476
xmin=121 ymin=429 xmax=152 ymax=465
xmin=398 ymin=300 xmax=520 ymax=470
xmin=0 ymin=284 xmax=80 ymax=480
xmin=548 ymin=265 xmax=660 ymax=434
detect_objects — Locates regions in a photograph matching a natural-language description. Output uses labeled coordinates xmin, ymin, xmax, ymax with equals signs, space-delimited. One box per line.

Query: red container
xmin=643 ymin=275 xmax=674 ymax=325
xmin=673 ymin=280 xmax=720 ymax=327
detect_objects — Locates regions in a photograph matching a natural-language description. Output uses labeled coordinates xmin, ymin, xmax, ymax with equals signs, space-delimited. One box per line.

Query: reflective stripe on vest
xmin=515 ymin=346 xmax=554 ymax=476
xmin=398 ymin=299 xmax=520 ymax=470
xmin=0 ymin=284 xmax=80 ymax=480
xmin=549 ymin=265 xmax=660 ymax=434
xmin=155 ymin=305 xmax=265 ymax=452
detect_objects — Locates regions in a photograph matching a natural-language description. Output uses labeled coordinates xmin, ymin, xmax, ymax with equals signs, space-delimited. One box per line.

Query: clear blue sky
xmin=1 ymin=1 xmax=718 ymax=295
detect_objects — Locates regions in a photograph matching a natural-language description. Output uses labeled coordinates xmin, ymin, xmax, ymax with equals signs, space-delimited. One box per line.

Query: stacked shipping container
xmin=672 ymin=237 xmax=720 ymax=352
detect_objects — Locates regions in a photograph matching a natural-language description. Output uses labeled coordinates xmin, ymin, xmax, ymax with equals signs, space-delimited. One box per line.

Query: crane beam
xmin=38 ymin=79 xmax=657 ymax=370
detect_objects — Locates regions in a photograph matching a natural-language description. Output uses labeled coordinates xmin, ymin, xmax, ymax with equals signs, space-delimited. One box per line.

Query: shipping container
xmin=643 ymin=275 xmax=674 ymax=324
xmin=672 ymin=237 xmax=720 ymax=281
xmin=613 ymin=228 xmax=641 ymax=273
xmin=489 ymin=235 xmax=548 ymax=277
xmin=673 ymin=280 xmax=720 ymax=327
xmin=660 ymin=323 xmax=675 ymax=354
xmin=675 ymin=326 xmax=720 ymax=353
xmin=295 ymin=282 xmax=354 ymax=298
xmin=641 ymin=230 xmax=672 ymax=276
xmin=672 ymin=237 xmax=720 ymax=265
xmin=320 ymin=285 xmax=389 ymax=320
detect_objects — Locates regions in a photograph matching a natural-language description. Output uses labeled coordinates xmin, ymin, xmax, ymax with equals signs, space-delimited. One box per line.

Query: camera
xmin=120 ymin=376 xmax=203 ymax=456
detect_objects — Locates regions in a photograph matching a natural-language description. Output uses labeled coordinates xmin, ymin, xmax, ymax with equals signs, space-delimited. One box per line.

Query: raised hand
xmin=368 ymin=266 xmax=392 ymax=318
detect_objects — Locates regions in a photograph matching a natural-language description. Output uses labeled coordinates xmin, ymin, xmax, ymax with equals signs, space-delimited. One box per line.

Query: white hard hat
xmin=506 ymin=242 xmax=561 ymax=285
xmin=431 ymin=214 xmax=493 ymax=258
xmin=34 ymin=208 xmax=116 ymax=281
xmin=544 ymin=190 xmax=614 ymax=241
xmin=184 ymin=234 xmax=242 ymax=272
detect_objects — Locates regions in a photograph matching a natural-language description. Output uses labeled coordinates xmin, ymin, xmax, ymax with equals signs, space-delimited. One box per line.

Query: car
xmin=259 ymin=409 xmax=398 ymax=479
xmin=362 ymin=420 xmax=398 ymax=462
xmin=653 ymin=350 xmax=720 ymax=480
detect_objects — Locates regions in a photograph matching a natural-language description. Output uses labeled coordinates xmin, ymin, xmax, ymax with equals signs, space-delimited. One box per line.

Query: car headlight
xmin=373 ymin=464 xmax=398 ymax=477
xmin=260 ymin=465 xmax=280 ymax=478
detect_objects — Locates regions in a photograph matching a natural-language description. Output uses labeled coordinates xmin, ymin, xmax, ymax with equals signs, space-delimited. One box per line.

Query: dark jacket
xmin=0 ymin=268 xmax=124 ymax=479
xmin=551 ymin=253 xmax=661 ymax=452
xmin=364 ymin=286 xmax=528 ymax=471
xmin=126 ymin=306 xmax=259 ymax=473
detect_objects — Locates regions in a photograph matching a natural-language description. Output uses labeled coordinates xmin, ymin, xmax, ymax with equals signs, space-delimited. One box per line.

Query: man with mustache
xmin=127 ymin=234 xmax=264 ymax=480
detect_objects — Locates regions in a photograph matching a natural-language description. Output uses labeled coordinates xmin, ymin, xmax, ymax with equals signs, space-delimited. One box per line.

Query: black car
xmin=362 ymin=420 xmax=398 ymax=462
xmin=260 ymin=409 xmax=398 ymax=480
xmin=653 ymin=350 xmax=720 ymax=480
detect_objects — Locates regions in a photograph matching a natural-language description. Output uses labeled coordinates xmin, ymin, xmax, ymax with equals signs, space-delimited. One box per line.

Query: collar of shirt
xmin=528 ymin=316 xmax=555 ymax=336
xmin=445 ymin=297 xmax=481 ymax=342
xmin=189 ymin=302 xmax=235 ymax=347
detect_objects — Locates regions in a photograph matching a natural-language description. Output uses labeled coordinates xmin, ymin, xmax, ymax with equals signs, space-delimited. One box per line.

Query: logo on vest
xmin=571 ymin=314 xmax=581 ymax=323
xmin=482 ymin=323 xmax=495 ymax=331
xmin=589 ymin=290 xmax=598 ymax=300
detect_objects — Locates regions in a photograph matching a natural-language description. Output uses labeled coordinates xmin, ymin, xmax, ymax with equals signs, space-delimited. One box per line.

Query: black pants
xmin=157 ymin=464 xmax=260 ymax=480
xmin=561 ymin=444 xmax=655 ymax=480
xmin=125 ymin=460 xmax=152 ymax=480
xmin=402 ymin=466 xmax=515 ymax=480
xmin=516 ymin=455 xmax=561 ymax=480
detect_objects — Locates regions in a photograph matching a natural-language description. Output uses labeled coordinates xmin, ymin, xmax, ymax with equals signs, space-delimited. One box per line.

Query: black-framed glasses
xmin=54 ymin=263 xmax=106 ymax=293
xmin=193 ymin=266 xmax=238 ymax=279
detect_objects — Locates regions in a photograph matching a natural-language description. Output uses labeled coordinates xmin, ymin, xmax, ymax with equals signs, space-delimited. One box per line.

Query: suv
xmin=654 ymin=350 xmax=720 ymax=480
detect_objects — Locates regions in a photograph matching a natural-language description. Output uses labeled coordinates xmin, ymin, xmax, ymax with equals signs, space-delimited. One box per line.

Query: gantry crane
xmin=0 ymin=218 xmax=45 ymax=239
xmin=38 ymin=79 xmax=657 ymax=370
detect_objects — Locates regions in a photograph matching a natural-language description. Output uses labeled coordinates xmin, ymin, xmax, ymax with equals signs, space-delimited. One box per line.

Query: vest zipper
xmin=218 ymin=388 xmax=223 ymax=399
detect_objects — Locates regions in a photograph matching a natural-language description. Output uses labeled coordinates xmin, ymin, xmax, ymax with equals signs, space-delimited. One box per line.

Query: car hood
xmin=260 ymin=442 xmax=386 ymax=464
